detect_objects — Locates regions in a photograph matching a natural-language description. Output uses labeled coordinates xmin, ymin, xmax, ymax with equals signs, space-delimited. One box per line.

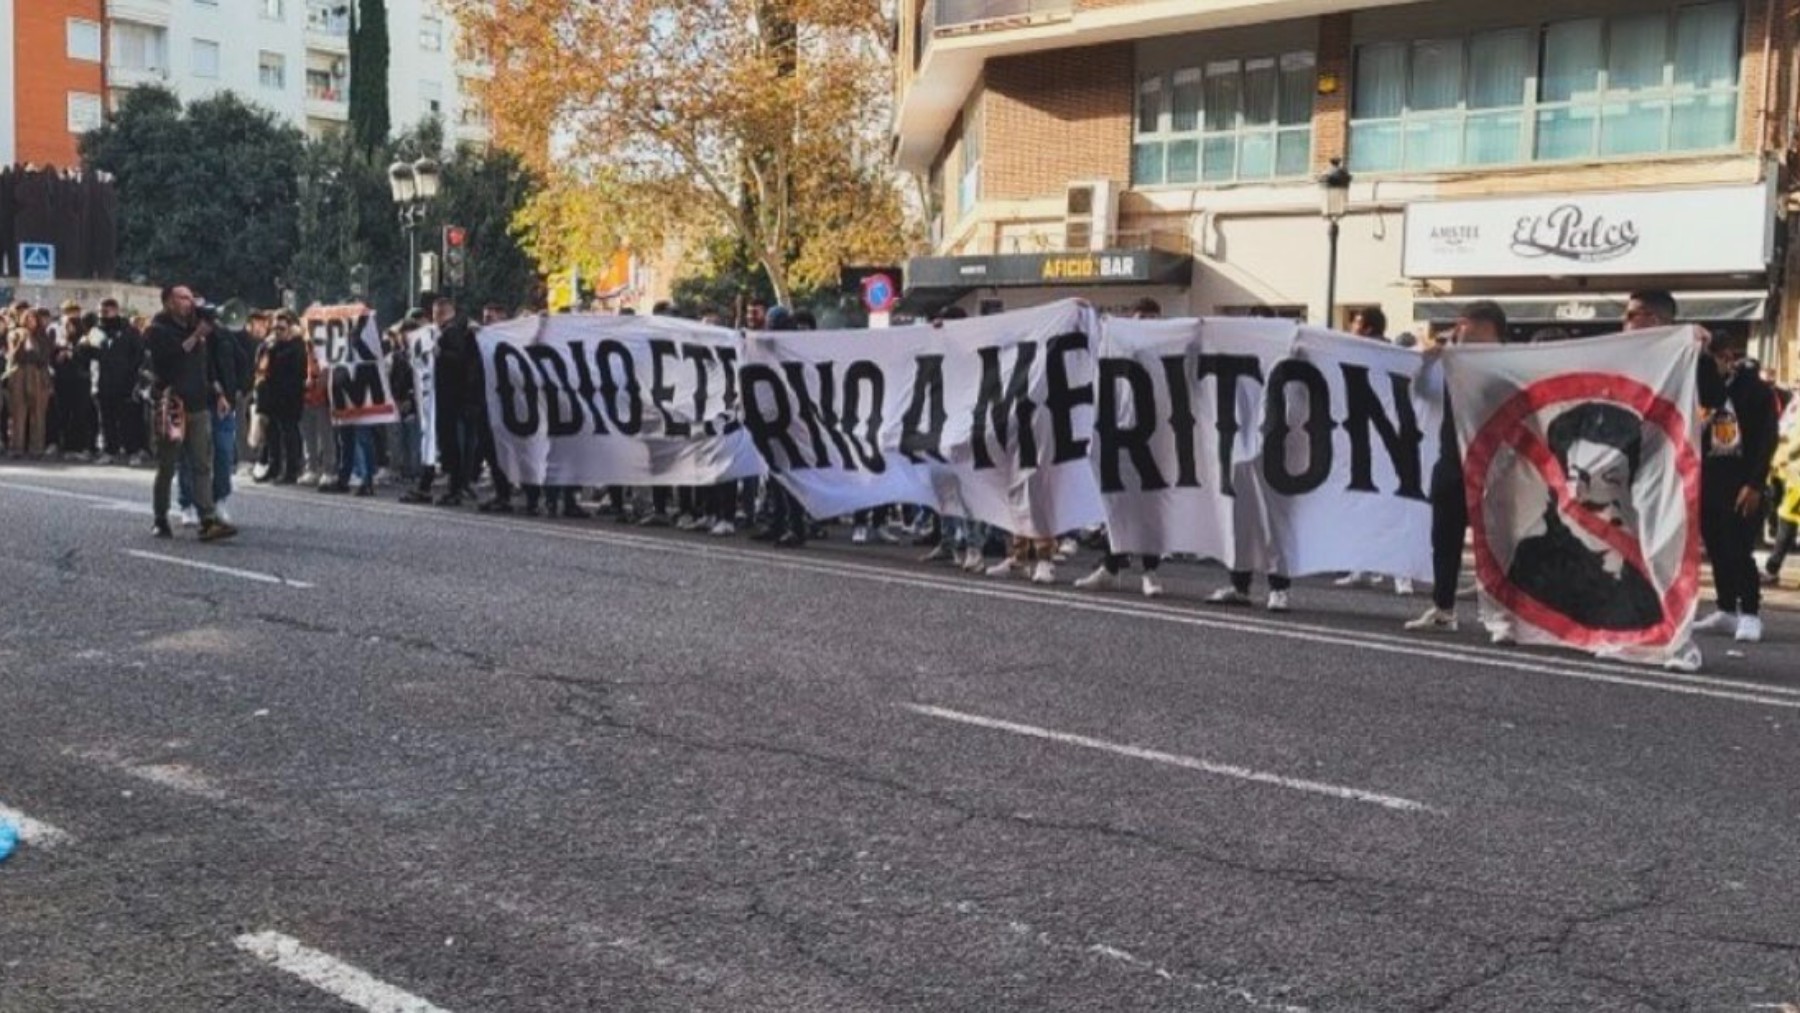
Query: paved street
xmin=2 ymin=464 xmax=1798 ymax=1012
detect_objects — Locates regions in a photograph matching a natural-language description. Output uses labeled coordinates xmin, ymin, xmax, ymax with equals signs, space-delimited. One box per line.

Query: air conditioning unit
xmin=1064 ymin=180 xmax=1120 ymax=252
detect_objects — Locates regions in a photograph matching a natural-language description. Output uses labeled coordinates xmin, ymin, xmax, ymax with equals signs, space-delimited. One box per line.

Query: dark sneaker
xmin=151 ymin=518 xmax=173 ymax=539
xmin=478 ymin=498 xmax=515 ymax=514
xmin=354 ymin=483 xmax=375 ymax=497
xmin=318 ymin=481 xmax=349 ymax=494
xmin=400 ymin=490 xmax=432 ymax=504
xmin=561 ymin=504 xmax=592 ymax=520
xmin=198 ymin=519 xmax=239 ymax=542
xmin=435 ymin=493 xmax=464 ymax=507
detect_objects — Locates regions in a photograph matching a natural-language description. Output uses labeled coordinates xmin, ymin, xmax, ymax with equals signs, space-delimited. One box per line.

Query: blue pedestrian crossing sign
xmin=19 ymin=243 xmax=55 ymax=284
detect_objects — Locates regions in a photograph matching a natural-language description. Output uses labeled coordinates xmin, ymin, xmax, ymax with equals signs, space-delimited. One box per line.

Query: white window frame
xmin=1348 ymin=1 xmax=1742 ymax=174
xmin=1132 ymin=51 xmax=1316 ymax=188
xmin=67 ymin=18 xmax=103 ymax=62
xmin=262 ymin=0 xmax=285 ymax=19
xmin=957 ymin=96 xmax=982 ymax=221
xmin=67 ymin=92 xmax=104 ymax=134
xmin=420 ymin=15 xmax=444 ymax=52
xmin=110 ymin=22 xmax=167 ymax=74
xmin=192 ymin=38 xmax=221 ymax=79
xmin=259 ymin=51 xmax=287 ymax=90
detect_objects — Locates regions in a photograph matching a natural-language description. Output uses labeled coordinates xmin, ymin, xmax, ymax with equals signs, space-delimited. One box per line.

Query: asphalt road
xmin=2 ymin=463 xmax=1797 ymax=1013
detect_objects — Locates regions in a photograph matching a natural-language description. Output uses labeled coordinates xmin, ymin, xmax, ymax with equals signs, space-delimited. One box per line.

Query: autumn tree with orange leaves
xmin=449 ymin=0 xmax=915 ymax=307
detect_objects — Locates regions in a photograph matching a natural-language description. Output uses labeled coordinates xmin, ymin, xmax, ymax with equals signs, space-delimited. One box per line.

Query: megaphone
xmin=217 ymin=297 xmax=252 ymax=330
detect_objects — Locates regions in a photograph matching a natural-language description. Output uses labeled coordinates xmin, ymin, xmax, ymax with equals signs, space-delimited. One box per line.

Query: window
xmin=306 ymin=68 xmax=342 ymax=102
xmin=420 ymin=79 xmax=444 ymax=117
xmin=67 ymin=18 xmax=103 ymax=62
xmin=958 ymin=96 xmax=982 ymax=220
xmin=420 ymin=15 xmax=444 ymax=51
xmin=259 ymin=51 xmax=286 ymax=89
xmin=68 ymin=92 xmax=104 ymax=134
xmin=1350 ymin=2 xmax=1741 ymax=172
xmin=307 ymin=3 xmax=350 ymax=36
xmin=263 ymin=0 xmax=285 ymax=18
xmin=192 ymin=39 xmax=220 ymax=78
xmin=1133 ymin=51 xmax=1314 ymax=186
xmin=111 ymin=22 xmax=166 ymax=73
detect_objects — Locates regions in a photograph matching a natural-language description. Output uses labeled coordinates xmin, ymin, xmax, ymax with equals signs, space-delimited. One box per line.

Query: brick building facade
xmin=895 ymin=0 xmax=1800 ymax=376
xmin=3 ymin=0 xmax=106 ymax=168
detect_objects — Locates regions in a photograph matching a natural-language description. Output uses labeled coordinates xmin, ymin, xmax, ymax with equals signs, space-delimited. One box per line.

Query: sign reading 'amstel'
xmin=1402 ymin=183 xmax=1775 ymax=279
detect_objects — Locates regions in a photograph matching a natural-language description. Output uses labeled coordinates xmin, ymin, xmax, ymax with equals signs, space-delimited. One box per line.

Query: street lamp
xmin=1319 ymin=156 xmax=1353 ymax=329
xmin=388 ymin=157 xmax=441 ymax=310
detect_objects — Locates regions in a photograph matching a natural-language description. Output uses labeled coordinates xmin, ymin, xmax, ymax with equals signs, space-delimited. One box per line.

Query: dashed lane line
xmin=234 ymin=932 xmax=453 ymax=1013
xmin=0 ymin=800 xmax=74 ymax=848
xmin=123 ymin=549 xmax=315 ymax=589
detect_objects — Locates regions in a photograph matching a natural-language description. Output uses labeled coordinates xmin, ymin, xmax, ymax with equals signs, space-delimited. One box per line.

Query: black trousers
xmin=266 ymin=414 xmax=303 ymax=480
xmin=1104 ymin=554 xmax=1160 ymax=573
xmin=474 ymin=409 xmax=511 ymax=500
xmin=55 ymin=387 xmax=97 ymax=453
xmin=1702 ymin=473 xmax=1762 ymax=616
xmin=767 ymin=483 xmax=808 ymax=539
xmin=1429 ymin=461 xmax=1469 ymax=611
xmin=98 ymin=392 xmax=141 ymax=456
xmin=1230 ymin=570 xmax=1291 ymax=593
xmin=433 ymin=401 xmax=467 ymax=494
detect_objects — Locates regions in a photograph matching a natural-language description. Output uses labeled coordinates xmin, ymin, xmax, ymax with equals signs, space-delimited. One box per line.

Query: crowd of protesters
xmin=5 ymin=287 xmax=1796 ymax=642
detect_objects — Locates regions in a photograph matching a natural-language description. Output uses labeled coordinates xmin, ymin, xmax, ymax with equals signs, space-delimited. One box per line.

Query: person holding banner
xmin=1691 ymin=331 xmax=1780 ymax=643
xmin=1407 ymin=301 xmax=1508 ymax=633
xmin=1076 ymin=297 xmax=1165 ymax=598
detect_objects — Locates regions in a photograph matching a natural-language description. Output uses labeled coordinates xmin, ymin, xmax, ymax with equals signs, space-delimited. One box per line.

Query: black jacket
xmin=208 ymin=326 xmax=255 ymax=399
xmin=92 ymin=318 xmax=145 ymax=398
xmin=1703 ymin=363 xmax=1780 ymax=491
xmin=435 ymin=316 xmax=480 ymax=409
xmin=143 ymin=311 xmax=214 ymax=409
xmin=255 ymin=337 xmax=309 ymax=420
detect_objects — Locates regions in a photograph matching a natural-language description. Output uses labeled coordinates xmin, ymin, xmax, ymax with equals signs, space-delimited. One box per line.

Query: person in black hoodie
xmin=176 ymin=301 xmax=256 ymax=525
xmin=90 ymin=298 xmax=146 ymax=464
xmin=254 ymin=312 xmax=308 ymax=483
xmin=423 ymin=295 xmax=480 ymax=506
xmin=143 ymin=285 xmax=236 ymax=541
xmin=1690 ymin=331 xmax=1780 ymax=644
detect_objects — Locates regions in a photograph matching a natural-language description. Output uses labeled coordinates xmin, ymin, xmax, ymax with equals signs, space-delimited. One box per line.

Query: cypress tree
xmin=348 ymin=0 xmax=391 ymax=156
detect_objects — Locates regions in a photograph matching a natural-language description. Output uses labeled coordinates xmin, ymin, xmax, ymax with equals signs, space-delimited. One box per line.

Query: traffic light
xmin=443 ymin=225 xmax=469 ymax=289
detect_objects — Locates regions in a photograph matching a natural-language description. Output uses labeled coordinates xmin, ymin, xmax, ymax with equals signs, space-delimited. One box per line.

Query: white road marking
xmin=0 ymin=800 xmax=74 ymax=848
xmin=68 ymin=748 xmax=231 ymax=801
xmin=902 ymin=703 xmax=1442 ymax=814
xmin=231 ymin=486 xmax=1800 ymax=711
xmin=234 ymin=932 xmax=453 ymax=1013
xmin=0 ymin=480 xmax=140 ymax=510
xmin=123 ymin=549 xmax=314 ymax=589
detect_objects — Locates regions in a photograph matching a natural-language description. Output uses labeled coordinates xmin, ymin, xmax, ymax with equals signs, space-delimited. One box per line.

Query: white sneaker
xmin=921 ymin=542 xmax=954 ymax=562
xmin=1073 ymin=565 xmax=1119 ymax=590
xmin=877 ymin=525 xmax=902 ymax=545
xmin=1054 ymin=537 xmax=1079 ymax=562
xmin=1394 ymin=578 xmax=1415 ymax=596
xmin=1456 ymin=582 xmax=1479 ymax=601
xmin=179 ymin=506 xmax=200 ymax=528
xmin=1030 ymin=561 xmax=1056 ymax=585
xmin=673 ymin=513 xmax=697 ymax=530
xmin=1488 ymin=624 xmax=1515 ymax=644
xmin=961 ymin=548 xmax=985 ymax=572
xmin=851 ymin=525 xmax=869 ymax=545
xmin=708 ymin=519 xmax=736 ymax=537
xmin=214 ymin=503 xmax=232 ymax=525
xmin=984 ymin=558 xmax=1019 ymax=578
xmin=1692 ymin=610 xmax=1740 ymax=635
xmin=297 ymin=470 xmax=317 ymax=486
xmin=1207 ymin=587 xmax=1251 ymax=605
xmin=1266 ymin=590 xmax=1291 ymax=613
xmin=1405 ymin=607 xmax=1458 ymax=632
xmin=1333 ymin=571 xmax=1370 ymax=587
xmin=1734 ymin=614 xmax=1764 ymax=643
xmin=681 ymin=514 xmax=713 ymax=532
xmin=1142 ymin=574 xmax=1165 ymax=598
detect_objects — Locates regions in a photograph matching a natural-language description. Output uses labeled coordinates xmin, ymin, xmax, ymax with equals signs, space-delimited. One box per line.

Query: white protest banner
xmin=478 ymin=313 xmax=766 ymax=487
xmin=408 ymin=324 xmax=439 ymax=468
xmin=1444 ymin=326 xmax=1701 ymax=666
xmin=740 ymin=299 xmax=1106 ymax=538
xmin=1097 ymin=318 xmax=1439 ymax=578
xmin=304 ymin=304 xmax=399 ymax=427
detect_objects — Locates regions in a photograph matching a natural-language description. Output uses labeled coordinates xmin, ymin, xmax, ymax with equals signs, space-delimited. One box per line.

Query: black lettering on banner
xmin=738 ymin=364 xmax=804 ymax=471
xmin=681 ymin=343 xmax=717 ymax=437
xmin=1044 ymin=332 xmax=1093 ymax=465
xmin=1262 ymin=359 xmax=1335 ymax=496
xmin=564 ymin=341 xmax=611 ymax=435
xmin=328 ymin=317 xmax=387 ymax=411
xmin=1341 ymin=365 xmax=1427 ymax=501
xmin=1196 ymin=354 xmax=1264 ymax=498
xmin=841 ymin=360 xmax=886 ymax=473
xmin=595 ymin=340 xmax=643 ymax=436
xmin=900 ymin=355 xmax=948 ymax=463
xmin=648 ymin=339 xmax=692 ymax=439
xmin=714 ymin=346 xmax=743 ymax=435
xmin=971 ymin=343 xmax=1039 ymax=470
xmin=1158 ymin=355 xmax=1200 ymax=489
xmin=493 ymin=344 xmax=539 ymax=437
xmin=1097 ymin=359 xmax=1166 ymax=494
xmin=780 ymin=362 xmax=859 ymax=472
xmin=526 ymin=346 xmax=582 ymax=437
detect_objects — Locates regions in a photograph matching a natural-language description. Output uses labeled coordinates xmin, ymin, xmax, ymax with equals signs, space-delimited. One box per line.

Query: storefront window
xmin=1132 ymin=51 xmax=1314 ymax=187
xmin=1350 ymin=2 xmax=1741 ymax=173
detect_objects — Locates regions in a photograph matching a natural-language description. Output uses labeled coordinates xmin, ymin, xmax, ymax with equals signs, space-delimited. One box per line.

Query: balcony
xmin=109 ymin=64 xmax=171 ymax=90
xmin=107 ymin=0 xmax=172 ymax=28
xmin=306 ymin=2 xmax=351 ymax=53
xmin=925 ymin=0 xmax=1072 ymax=35
xmin=305 ymin=83 xmax=348 ymax=121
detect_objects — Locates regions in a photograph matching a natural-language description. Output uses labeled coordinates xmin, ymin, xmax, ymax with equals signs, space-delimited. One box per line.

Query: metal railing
xmin=924 ymin=0 xmax=1073 ymax=36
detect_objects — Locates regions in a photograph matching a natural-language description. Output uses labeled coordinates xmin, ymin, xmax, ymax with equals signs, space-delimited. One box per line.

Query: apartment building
xmin=894 ymin=0 xmax=1797 ymax=372
xmin=1 ymin=0 xmax=490 ymax=166
xmin=2 ymin=0 xmax=107 ymax=167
